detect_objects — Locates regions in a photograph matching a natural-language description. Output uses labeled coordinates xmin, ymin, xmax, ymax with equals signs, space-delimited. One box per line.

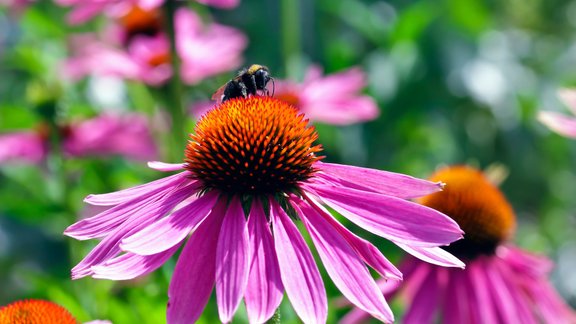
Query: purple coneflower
xmin=273 ymin=66 xmax=379 ymax=125
xmin=539 ymin=89 xmax=576 ymax=139
xmin=343 ymin=165 xmax=576 ymax=324
xmin=0 ymin=299 xmax=110 ymax=324
xmin=0 ymin=113 xmax=157 ymax=164
xmin=66 ymin=96 xmax=463 ymax=323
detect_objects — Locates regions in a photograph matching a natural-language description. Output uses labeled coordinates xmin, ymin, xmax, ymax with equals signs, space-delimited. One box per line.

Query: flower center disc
xmin=418 ymin=166 xmax=516 ymax=259
xmin=0 ymin=300 xmax=77 ymax=324
xmin=185 ymin=97 xmax=323 ymax=196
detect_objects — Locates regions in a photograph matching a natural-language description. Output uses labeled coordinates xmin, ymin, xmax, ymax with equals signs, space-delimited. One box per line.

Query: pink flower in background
xmin=343 ymin=166 xmax=576 ymax=324
xmin=56 ymin=0 xmax=240 ymax=25
xmin=65 ymin=97 xmax=463 ymax=323
xmin=63 ymin=9 xmax=246 ymax=86
xmin=0 ymin=113 xmax=157 ymax=163
xmin=273 ymin=66 xmax=379 ymax=125
xmin=538 ymin=89 xmax=576 ymax=138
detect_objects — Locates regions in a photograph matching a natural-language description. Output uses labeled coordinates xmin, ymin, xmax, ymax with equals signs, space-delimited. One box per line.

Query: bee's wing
xmin=211 ymin=83 xmax=228 ymax=103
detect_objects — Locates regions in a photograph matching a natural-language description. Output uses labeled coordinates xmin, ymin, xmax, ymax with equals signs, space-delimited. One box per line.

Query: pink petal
xmin=394 ymin=243 xmax=464 ymax=268
xmin=298 ymin=194 xmax=401 ymax=280
xmin=442 ymin=269 xmax=472 ymax=324
xmin=84 ymin=172 xmax=189 ymax=206
xmin=490 ymin=258 xmax=539 ymax=324
xmin=167 ymin=197 xmax=227 ymax=324
xmin=91 ymin=243 xmax=181 ymax=280
xmin=305 ymin=183 xmax=463 ymax=247
xmin=71 ymin=194 xmax=180 ymax=279
xmin=215 ymin=197 xmax=250 ymax=323
xmin=120 ymin=191 xmax=218 ymax=255
xmin=0 ymin=131 xmax=46 ymax=164
xmin=296 ymin=201 xmax=393 ymax=323
xmin=467 ymin=261 xmax=499 ymax=324
xmin=148 ymin=161 xmax=185 ymax=172
xmin=244 ymin=199 xmax=284 ymax=324
xmin=403 ymin=267 xmax=442 ymax=324
xmin=270 ymin=200 xmax=327 ymax=323
xmin=538 ymin=111 xmax=576 ymax=138
xmin=301 ymin=97 xmax=379 ymax=125
xmin=315 ymin=161 xmax=443 ymax=199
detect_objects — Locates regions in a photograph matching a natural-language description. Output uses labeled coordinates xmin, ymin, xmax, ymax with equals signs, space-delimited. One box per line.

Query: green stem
xmin=163 ymin=0 xmax=186 ymax=161
xmin=281 ymin=0 xmax=302 ymax=75
xmin=267 ymin=308 xmax=281 ymax=324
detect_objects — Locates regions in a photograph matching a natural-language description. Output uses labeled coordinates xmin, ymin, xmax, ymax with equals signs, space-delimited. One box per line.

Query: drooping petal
xmin=305 ymin=183 xmax=463 ymax=247
xmin=71 ymin=192 xmax=183 ymax=279
xmin=91 ymin=243 xmax=181 ymax=280
xmin=394 ymin=243 xmax=464 ymax=268
xmin=120 ymin=191 xmax=218 ymax=255
xmin=66 ymin=180 xmax=194 ymax=240
xmin=83 ymin=172 xmax=189 ymax=206
xmin=467 ymin=260 xmax=499 ymax=324
xmin=148 ymin=161 xmax=185 ymax=172
xmin=271 ymin=200 xmax=327 ymax=324
xmin=314 ymin=162 xmax=444 ymax=199
xmin=215 ymin=197 xmax=250 ymax=323
xmin=403 ymin=267 xmax=442 ymax=324
xmin=298 ymin=195 xmax=402 ymax=280
xmin=442 ymin=269 xmax=473 ymax=324
xmin=296 ymin=201 xmax=393 ymax=323
xmin=244 ymin=199 xmax=284 ymax=324
xmin=538 ymin=111 xmax=576 ymax=138
xmin=483 ymin=257 xmax=524 ymax=323
xmin=167 ymin=197 xmax=227 ymax=324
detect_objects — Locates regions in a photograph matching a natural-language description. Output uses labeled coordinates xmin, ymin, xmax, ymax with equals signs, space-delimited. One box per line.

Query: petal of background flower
xmin=167 ymin=198 xmax=227 ymax=324
xmin=296 ymin=202 xmax=394 ymax=323
xmin=91 ymin=242 xmax=181 ymax=280
xmin=215 ymin=197 xmax=250 ymax=323
xmin=244 ymin=200 xmax=284 ymax=324
xmin=394 ymin=243 xmax=464 ymax=268
xmin=442 ymin=270 xmax=473 ymax=324
xmin=0 ymin=132 xmax=46 ymax=164
xmin=538 ymin=111 xmax=576 ymax=138
xmin=403 ymin=267 xmax=442 ymax=324
xmin=467 ymin=261 xmax=500 ymax=324
xmin=271 ymin=201 xmax=327 ymax=324
xmin=120 ymin=190 xmax=218 ymax=255
xmin=298 ymin=195 xmax=402 ymax=280
xmin=315 ymin=162 xmax=443 ymax=199
xmin=305 ymin=183 xmax=463 ymax=247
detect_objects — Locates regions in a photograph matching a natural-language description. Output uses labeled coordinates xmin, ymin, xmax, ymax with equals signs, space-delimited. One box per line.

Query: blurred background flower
xmin=342 ymin=166 xmax=576 ymax=323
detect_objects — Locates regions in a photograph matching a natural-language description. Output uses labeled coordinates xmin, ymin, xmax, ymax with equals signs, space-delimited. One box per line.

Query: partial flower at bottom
xmin=65 ymin=96 xmax=464 ymax=323
xmin=342 ymin=165 xmax=576 ymax=324
xmin=0 ymin=299 xmax=110 ymax=324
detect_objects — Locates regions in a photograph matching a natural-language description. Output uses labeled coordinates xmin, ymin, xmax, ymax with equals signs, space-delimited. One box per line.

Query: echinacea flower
xmin=0 ymin=299 xmax=110 ymax=324
xmin=343 ymin=165 xmax=576 ymax=324
xmin=273 ymin=66 xmax=379 ymax=125
xmin=56 ymin=0 xmax=240 ymax=25
xmin=0 ymin=113 xmax=157 ymax=163
xmin=538 ymin=89 xmax=576 ymax=138
xmin=66 ymin=96 xmax=464 ymax=323
xmin=63 ymin=9 xmax=246 ymax=86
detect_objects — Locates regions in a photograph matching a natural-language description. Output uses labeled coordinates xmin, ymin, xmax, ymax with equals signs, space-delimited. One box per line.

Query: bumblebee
xmin=212 ymin=64 xmax=274 ymax=103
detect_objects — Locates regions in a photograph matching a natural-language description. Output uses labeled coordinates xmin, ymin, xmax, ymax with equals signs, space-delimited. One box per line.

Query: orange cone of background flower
xmin=343 ymin=165 xmax=576 ymax=324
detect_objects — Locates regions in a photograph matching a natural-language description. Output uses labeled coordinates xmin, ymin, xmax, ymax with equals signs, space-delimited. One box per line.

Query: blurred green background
xmin=1 ymin=0 xmax=575 ymax=322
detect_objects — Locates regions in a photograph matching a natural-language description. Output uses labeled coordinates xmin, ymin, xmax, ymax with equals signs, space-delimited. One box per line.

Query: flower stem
xmin=163 ymin=0 xmax=186 ymax=161
xmin=281 ymin=0 xmax=302 ymax=74
xmin=267 ymin=308 xmax=281 ymax=324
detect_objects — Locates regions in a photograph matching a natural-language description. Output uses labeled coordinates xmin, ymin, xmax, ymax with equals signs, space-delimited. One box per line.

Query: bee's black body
xmin=213 ymin=64 xmax=273 ymax=103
